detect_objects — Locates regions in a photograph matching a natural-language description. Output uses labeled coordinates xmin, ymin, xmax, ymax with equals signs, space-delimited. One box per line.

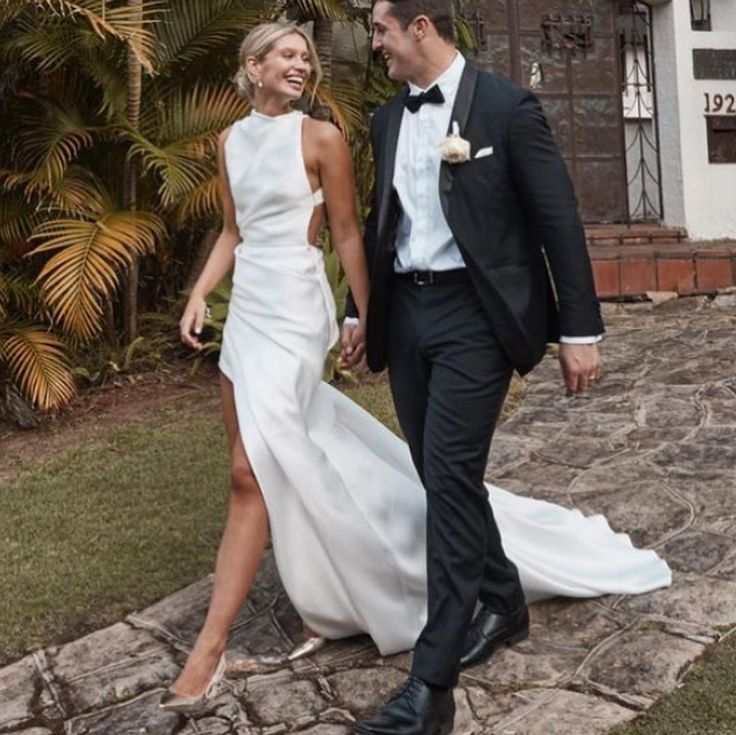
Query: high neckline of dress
xmin=250 ymin=109 xmax=302 ymax=122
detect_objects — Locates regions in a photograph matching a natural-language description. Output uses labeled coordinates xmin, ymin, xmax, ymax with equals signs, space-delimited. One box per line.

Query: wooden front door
xmin=466 ymin=0 xmax=629 ymax=222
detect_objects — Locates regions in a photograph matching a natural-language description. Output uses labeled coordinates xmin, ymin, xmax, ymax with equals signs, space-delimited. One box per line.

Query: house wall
xmin=651 ymin=0 xmax=736 ymax=239
xmin=711 ymin=0 xmax=736 ymax=30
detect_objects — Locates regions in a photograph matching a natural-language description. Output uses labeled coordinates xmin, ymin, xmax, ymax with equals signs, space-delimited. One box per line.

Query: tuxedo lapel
xmin=377 ymin=89 xmax=408 ymax=245
xmin=439 ymin=63 xmax=479 ymax=223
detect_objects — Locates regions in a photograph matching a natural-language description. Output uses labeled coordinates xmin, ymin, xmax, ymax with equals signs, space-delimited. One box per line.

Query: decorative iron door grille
xmin=618 ymin=1 xmax=663 ymax=221
xmin=541 ymin=14 xmax=595 ymax=55
xmin=463 ymin=0 xmax=631 ymax=223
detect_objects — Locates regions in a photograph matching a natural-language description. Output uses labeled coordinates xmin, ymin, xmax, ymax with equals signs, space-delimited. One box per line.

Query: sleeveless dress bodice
xmin=224 ymin=110 xmax=324 ymax=249
xmin=217 ymin=110 xmax=671 ymax=656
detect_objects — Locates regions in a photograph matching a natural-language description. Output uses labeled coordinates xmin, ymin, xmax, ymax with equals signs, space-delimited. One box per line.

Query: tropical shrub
xmin=0 ymin=0 xmax=360 ymax=416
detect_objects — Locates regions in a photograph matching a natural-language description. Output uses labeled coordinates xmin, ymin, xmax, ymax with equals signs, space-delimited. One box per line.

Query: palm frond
xmin=0 ymin=165 xmax=105 ymax=215
xmin=47 ymin=166 xmax=108 ymax=212
xmin=309 ymin=81 xmax=364 ymax=139
xmin=0 ymin=14 xmax=82 ymax=71
xmin=30 ymin=209 xmax=165 ymax=339
xmin=78 ymin=45 xmax=128 ymax=115
xmin=128 ymin=134 xmax=214 ymax=208
xmin=139 ymin=83 xmax=247 ymax=146
xmin=280 ymin=0 xmax=354 ymax=22
xmin=0 ymin=269 xmax=44 ymax=322
xmin=14 ymin=97 xmax=97 ymax=186
xmin=130 ymin=83 xmax=246 ymax=207
xmin=454 ymin=15 xmax=477 ymax=55
xmin=0 ymin=321 xmax=76 ymax=409
xmin=322 ymin=80 xmax=367 ymax=137
xmin=26 ymin=0 xmax=161 ymax=72
xmin=1 ymin=14 xmax=129 ymax=112
xmin=154 ymin=0 xmax=269 ymax=69
xmin=172 ymin=174 xmax=220 ymax=223
xmin=0 ymin=276 xmax=7 ymax=322
xmin=0 ymin=2 xmax=27 ymax=28
xmin=0 ymin=188 xmax=45 ymax=244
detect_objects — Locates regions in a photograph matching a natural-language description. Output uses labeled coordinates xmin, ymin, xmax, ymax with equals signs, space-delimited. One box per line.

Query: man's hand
xmin=558 ymin=343 xmax=602 ymax=395
xmin=339 ymin=319 xmax=366 ymax=369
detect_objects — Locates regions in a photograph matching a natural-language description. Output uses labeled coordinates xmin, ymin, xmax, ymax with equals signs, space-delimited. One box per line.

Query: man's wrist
xmin=344 ymin=317 xmax=360 ymax=327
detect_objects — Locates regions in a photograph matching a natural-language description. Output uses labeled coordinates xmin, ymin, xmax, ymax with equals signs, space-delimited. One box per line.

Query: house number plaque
xmin=704 ymin=93 xmax=736 ymax=114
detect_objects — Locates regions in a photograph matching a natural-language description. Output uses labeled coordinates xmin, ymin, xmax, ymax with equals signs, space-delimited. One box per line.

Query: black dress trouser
xmin=387 ymin=277 xmax=526 ymax=689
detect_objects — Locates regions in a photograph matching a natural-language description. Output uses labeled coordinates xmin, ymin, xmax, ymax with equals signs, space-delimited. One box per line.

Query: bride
xmin=161 ymin=21 xmax=671 ymax=715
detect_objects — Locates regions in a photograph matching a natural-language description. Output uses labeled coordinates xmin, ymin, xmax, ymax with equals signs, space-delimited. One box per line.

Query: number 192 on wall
xmin=705 ymin=93 xmax=736 ymax=114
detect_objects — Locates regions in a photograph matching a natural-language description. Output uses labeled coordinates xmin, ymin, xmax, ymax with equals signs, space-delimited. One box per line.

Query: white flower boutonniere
xmin=439 ymin=121 xmax=471 ymax=164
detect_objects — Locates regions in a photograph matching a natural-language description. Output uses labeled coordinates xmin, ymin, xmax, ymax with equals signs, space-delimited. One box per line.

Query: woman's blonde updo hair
xmin=234 ymin=22 xmax=322 ymax=103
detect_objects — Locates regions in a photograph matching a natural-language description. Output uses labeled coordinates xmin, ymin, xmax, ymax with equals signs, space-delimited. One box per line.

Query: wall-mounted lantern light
xmin=690 ymin=0 xmax=712 ymax=31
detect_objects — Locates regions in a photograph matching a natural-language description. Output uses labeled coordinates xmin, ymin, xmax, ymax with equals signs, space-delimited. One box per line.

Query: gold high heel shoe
xmin=159 ymin=652 xmax=227 ymax=716
xmin=287 ymin=635 xmax=328 ymax=662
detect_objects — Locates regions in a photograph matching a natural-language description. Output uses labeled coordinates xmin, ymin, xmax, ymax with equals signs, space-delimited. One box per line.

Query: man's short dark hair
xmin=381 ymin=0 xmax=456 ymax=44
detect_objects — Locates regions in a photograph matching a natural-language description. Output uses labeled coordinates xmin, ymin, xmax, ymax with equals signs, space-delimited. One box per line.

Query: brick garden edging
xmin=585 ymin=229 xmax=736 ymax=299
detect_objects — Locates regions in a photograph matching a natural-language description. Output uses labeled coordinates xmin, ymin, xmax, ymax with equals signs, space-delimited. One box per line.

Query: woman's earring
xmin=257 ymin=80 xmax=264 ymax=88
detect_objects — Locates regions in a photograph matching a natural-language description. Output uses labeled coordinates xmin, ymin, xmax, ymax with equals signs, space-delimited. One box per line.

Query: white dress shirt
xmin=393 ymin=52 xmax=466 ymax=273
xmin=348 ymin=52 xmax=601 ymax=345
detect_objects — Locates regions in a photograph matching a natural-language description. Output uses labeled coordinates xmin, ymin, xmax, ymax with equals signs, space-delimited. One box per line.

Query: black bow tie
xmin=405 ymin=84 xmax=445 ymax=113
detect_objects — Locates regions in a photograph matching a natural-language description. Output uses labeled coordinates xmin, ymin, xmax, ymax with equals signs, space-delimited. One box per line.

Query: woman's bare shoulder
xmin=304 ymin=117 xmax=344 ymax=147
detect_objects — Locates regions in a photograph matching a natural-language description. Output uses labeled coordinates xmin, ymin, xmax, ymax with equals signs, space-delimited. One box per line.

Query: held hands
xmin=558 ymin=343 xmax=603 ymax=395
xmin=339 ymin=319 xmax=366 ymax=369
xmin=179 ymin=295 xmax=209 ymax=351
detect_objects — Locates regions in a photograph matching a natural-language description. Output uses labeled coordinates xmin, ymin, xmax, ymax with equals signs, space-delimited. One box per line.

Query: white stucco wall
xmin=650 ymin=1 xmax=686 ymax=228
xmin=711 ymin=0 xmax=736 ymax=30
xmin=651 ymin=0 xmax=736 ymax=239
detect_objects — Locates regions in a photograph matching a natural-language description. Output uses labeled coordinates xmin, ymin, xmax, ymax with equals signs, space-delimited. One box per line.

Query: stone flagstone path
xmin=2 ymin=296 xmax=736 ymax=734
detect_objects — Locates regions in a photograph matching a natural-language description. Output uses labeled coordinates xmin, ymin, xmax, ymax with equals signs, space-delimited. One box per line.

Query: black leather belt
xmin=395 ymin=269 xmax=470 ymax=286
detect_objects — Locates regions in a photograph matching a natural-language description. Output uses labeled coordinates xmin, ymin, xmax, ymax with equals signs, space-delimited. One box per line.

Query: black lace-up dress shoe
xmin=353 ymin=676 xmax=455 ymax=735
xmin=460 ymin=603 xmax=529 ymax=669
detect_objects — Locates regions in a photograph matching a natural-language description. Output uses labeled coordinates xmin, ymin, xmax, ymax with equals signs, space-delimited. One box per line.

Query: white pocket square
xmin=474 ymin=146 xmax=494 ymax=159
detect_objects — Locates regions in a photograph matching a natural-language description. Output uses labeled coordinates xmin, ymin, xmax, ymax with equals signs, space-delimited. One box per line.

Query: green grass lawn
xmin=1 ymin=412 xmax=230 ymax=665
xmin=610 ymin=633 xmax=736 ymax=735
xmin=0 ymin=376 xmax=402 ymax=665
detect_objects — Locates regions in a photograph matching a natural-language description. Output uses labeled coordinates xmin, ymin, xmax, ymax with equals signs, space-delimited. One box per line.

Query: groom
xmin=343 ymin=1 xmax=604 ymax=732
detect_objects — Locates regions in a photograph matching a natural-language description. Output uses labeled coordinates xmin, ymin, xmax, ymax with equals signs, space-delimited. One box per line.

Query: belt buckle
xmin=412 ymin=271 xmax=434 ymax=286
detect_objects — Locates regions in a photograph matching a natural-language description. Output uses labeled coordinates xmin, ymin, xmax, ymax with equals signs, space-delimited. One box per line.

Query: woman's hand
xmin=340 ymin=318 xmax=366 ymax=369
xmin=180 ymin=295 xmax=208 ymax=350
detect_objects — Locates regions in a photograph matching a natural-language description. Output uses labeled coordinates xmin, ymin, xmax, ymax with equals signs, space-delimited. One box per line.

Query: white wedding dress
xmin=219 ymin=110 xmax=671 ymax=656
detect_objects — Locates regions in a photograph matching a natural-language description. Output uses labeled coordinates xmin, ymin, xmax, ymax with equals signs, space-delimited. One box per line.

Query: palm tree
xmin=0 ymin=0 xmax=267 ymax=413
xmin=0 ymin=0 xmax=160 ymax=413
xmin=122 ymin=0 xmax=144 ymax=343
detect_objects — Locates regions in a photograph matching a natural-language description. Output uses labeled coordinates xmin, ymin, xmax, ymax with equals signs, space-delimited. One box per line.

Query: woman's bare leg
xmin=169 ymin=373 xmax=269 ymax=697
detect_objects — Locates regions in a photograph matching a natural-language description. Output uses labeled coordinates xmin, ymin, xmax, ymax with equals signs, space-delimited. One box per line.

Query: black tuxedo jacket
xmin=346 ymin=62 xmax=604 ymax=375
